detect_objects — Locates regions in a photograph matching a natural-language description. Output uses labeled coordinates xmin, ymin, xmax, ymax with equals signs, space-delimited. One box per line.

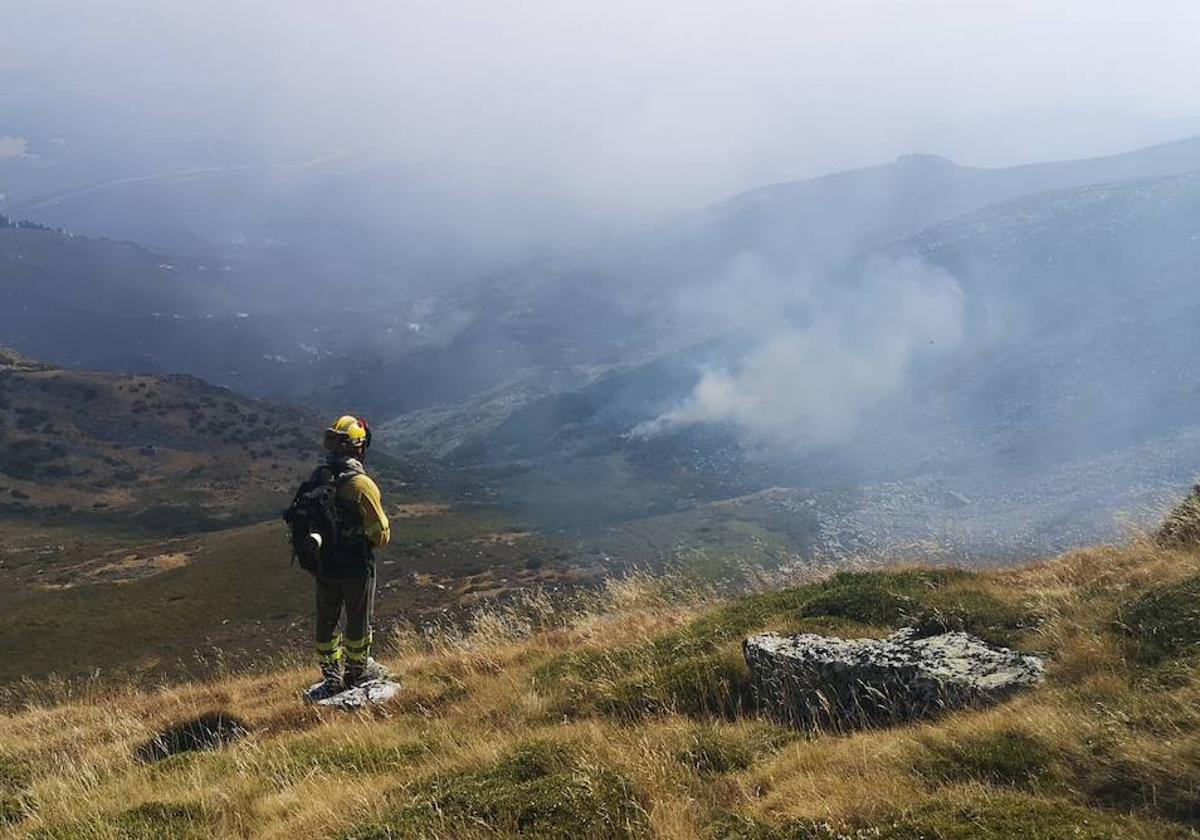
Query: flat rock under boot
xmin=305 ymin=678 xmax=402 ymax=709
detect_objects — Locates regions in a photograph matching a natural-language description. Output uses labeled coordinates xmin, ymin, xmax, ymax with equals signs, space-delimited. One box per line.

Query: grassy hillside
xmin=0 ymin=346 xmax=319 ymax=527
xmin=0 ymin=506 xmax=608 ymax=689
xmin=2 ymin=538 xmax=1200 ymax=838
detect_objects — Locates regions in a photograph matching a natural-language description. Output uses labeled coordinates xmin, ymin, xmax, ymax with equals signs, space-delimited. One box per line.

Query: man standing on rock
xmin=287 ymin=415 xmax=392 ymax=698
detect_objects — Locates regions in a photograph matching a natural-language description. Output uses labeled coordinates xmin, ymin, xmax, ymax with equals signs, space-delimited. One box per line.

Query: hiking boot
xmin=345 ymin=657 xmax=390 ymax=687
xmin=304 ymin=661 xmax=345 ymax=702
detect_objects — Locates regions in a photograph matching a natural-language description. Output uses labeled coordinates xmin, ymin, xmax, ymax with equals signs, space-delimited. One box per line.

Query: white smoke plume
xmin=635 ymin=256 xmax=964 ymax=446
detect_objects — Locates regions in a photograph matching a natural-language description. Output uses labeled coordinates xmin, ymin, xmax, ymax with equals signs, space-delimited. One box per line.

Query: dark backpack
xmin=283 ymin=466 xmax=348 ymax=576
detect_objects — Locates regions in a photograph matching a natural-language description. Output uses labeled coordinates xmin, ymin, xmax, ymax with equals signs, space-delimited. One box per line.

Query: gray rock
xmin=743 ymin=629 xmax=1043 ymax=731
xmin=304 ymin=678 xmax=403 ymax=710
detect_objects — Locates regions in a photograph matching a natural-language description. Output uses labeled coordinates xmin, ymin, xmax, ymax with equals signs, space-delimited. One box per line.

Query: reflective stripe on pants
xmin=314 ymin=572 xmax=376 ymax=658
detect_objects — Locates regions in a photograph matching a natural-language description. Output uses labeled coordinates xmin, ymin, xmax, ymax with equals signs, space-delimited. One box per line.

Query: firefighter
xmin=308 ymin=415 xmax=391 ymax=695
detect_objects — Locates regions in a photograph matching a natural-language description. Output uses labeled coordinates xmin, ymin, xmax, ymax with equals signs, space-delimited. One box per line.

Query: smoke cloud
xmin=636 ymin=257 xmax=964 ymax=446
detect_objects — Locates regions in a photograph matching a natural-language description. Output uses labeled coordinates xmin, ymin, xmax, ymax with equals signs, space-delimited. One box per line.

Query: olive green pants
xmin=314 ymin=572 xmax=376 ymax=666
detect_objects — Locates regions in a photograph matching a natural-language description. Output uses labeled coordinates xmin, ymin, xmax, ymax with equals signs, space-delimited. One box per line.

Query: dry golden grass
xmin=3 ymin=546 xmax=1200 ymax=838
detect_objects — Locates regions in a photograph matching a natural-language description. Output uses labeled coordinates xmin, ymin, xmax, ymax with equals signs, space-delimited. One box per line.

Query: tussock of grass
xmin=1115 ymin=574 xmax=1200 ymax=665
xmin=0 ymin=753 xmax=30 ymax=826
xmin=675 ymin=722 xmax=791 ymax=776
xmin=914 ymin=728 xmax=1053 ymax=789
xmin=3 ymin=541 xmax=1200 ymax=838
xmin=797 ymin=570 xmax=1036 ymax=647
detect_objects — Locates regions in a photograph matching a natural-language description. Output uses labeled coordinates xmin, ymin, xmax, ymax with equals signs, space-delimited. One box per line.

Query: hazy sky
xmin=4 ymin=1 xmax=1200 ymax=217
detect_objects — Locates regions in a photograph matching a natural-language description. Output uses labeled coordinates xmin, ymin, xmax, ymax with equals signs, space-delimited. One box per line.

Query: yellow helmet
xmin=324 ymin=415 xmax=371 ymax=452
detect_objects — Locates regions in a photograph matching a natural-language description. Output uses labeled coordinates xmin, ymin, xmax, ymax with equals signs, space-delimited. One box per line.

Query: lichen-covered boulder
xmin=743 ymin=629 xmax=1043 ymax=731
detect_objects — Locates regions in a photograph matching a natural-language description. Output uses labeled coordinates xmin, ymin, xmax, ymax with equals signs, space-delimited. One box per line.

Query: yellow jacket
xmin=335 ymin=469 xmax=391 ymax=547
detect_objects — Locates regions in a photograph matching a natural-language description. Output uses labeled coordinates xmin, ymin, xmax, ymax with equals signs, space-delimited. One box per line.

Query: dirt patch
xmin=458 ymin=585 xmax=512 ymax=606
xmin=474 ymin=531 xmax=532 ymax=546
xmin=95 ymin=551 xmax=191 ymax=582
xmin=44 ymin=551 xmax=192 ymax=588
xmin=392 ymin=503 xmax=451 ymax=518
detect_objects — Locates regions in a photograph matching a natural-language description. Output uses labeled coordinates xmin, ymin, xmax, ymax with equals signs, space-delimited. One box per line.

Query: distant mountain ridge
xmin=0 ymin=219 xmax=455 ymax=399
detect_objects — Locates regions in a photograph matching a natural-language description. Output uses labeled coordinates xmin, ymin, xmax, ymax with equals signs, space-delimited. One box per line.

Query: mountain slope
xmin=412 ymin=172 xmax=1200 ymax=550
xmin=0 ymin=345 xmax=326 ymax=530
xmin=0 ymin=216 xmax=461 ymax=398
xmin=683 ymin=133 xmax=1200 ymax=271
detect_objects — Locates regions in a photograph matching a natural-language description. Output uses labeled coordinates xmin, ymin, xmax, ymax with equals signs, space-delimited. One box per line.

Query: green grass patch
xmin=1065 ymin=733 xmax=1200 ymax=825
xmin=281 ymin=735 xmax=431 ymax=775
xmin=1115 ymin=575 xmax=1200 ymax=666
xmin=111 ymin=802 xmax=215 ymax=840
xmin=715 ymin=792 xmax=1181 ymax=839
xmin=797 ymin=570 xmax=1035 ymax=647
xmin=28 ymin=802 xmax=214 ymax=840
xmin=914 ymin=729 xmax=1054 ymax=789
xmin=344 ymin=740 xmax=644 ymax=839
xmin=881 ymin=794 xmax=1184 ymax=839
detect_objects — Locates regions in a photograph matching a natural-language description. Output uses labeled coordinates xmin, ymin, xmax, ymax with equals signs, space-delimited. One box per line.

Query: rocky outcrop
xmin=744 ymin=629 xmax=1043 ymax=731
